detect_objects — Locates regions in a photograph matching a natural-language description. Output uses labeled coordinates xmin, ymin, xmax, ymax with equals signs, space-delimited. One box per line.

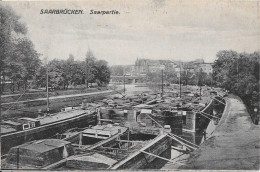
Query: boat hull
xmin=1 ymin=112 xmax=97 ymax=155
xmin=110 ymin=133 xmax=171 ymax=169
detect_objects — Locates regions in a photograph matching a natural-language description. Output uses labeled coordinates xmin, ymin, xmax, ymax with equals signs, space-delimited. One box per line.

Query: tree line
xmin=0 ymin=5 xmax=110 ymax=93
xmin=0 ymin=5 xmax=40 ymax=92
xmin=35 ymin=52 xmax=110 ymax=90
xmin=212 ymin=50 xmax=259 ymax=109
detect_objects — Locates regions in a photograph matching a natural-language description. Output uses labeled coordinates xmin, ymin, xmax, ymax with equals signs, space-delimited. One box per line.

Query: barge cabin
xmin=1 ymin=118 xmax=40 ymax=134
xmin=2 ymin=139 xmax=74 ymax=169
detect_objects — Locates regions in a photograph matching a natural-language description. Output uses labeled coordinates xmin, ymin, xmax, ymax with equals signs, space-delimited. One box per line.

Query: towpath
xmin=182 ymin=95 xmax=260 ymax=170
xmin=1 ymin=89 xmax=117 ymax=105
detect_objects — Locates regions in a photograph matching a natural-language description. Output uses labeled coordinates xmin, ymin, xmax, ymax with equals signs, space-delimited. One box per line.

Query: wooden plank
xmin=140 ymin=150 xmax=185 ymax=165
xmin=212 ymin=96 xmax=226 ymax=105
xmin=110 ymin=134 xmax=167 ymax=169
xmin=117 ymin=140 xmax=144 ymax=143
xmin=42 ymin=159 xmax=67 ymax=169
xmin=84 ymin=131 xmax=125 ymax=151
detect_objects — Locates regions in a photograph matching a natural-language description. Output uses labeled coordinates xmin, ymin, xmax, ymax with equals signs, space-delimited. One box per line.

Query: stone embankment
xmin=1 ymin=89 xmax=123 ymax=119
xmin=182 ymin=95 xmax=260 ymax=170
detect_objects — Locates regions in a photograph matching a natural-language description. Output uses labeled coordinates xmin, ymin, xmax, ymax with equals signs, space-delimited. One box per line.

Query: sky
xmin=3 ymin=0 xmax=259 ymax=66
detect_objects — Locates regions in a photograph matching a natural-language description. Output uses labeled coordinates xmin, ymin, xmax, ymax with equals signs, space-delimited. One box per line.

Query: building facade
xmin=128 ymin=58 xmax=212 ymax=76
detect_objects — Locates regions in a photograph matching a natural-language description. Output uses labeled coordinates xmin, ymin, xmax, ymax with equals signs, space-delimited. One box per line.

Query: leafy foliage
xmin=0 ymin=5 xmax=40 ymax=92
xmin=110 ymin=65 xmax=124 ymax=76
xmin=34 ymin=50 xmax=111 ymax=89
xmin=213 ymin=50 xmax=259 ymax=106
xmin=0 ymin=6 xmax=111 ymax=92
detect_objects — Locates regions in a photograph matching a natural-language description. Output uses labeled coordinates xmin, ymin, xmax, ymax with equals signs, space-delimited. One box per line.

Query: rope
xmin=193 ymin=109 xmax=220 ymax=120
xmin=211 ymin=96 xmax=226 ymax=105
xmin=140 ymin=150 xmax=185 ymax=165
xmin=200 ymin=111 xmax=220 ymax=119
xmin=145 ymin=113 xmax=199 ymax=149
xmin=3 ymin=81 xmax=35 ymax=113
xmin=193 ymin=111 xmax=211 ymax=120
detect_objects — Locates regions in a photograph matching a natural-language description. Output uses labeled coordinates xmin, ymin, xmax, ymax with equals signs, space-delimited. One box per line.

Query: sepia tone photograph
xmin=0 ymin=0 xmax=259 ymax=170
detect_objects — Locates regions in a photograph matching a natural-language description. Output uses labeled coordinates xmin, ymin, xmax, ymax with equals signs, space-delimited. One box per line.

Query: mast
xmin=237 ymin=58 xmax=239 ymax=84
xmin=123 ymin=67 xmax=125 ymax=95
xmin=161 ymin=69 xmax=164 ymax=96
xmin=46 ymin=58 xmax=49 ymax=113
xmin=179 ymin=63 xmax=182 ymax=98
xmin=17 ymin=147 xmax=19 ymax=169
xmin=86 ymin=58 xmax=89 ymax=88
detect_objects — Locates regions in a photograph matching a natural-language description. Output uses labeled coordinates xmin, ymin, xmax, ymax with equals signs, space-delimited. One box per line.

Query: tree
xmin=212 ymin=50 xmax=238 ymax=89
xmin=62 ymin=54 xmax=79 ymax=88
xmin=85 ymin=49 xmax=96 ymax=87
xmin=48 ymin=59 xmax=65 ymax=90
xmin=15 ymin=38 xmax=41 ymax=89
xmin=95 ymin=60 xmax=111 ymax=86
xmin=212 ymin=50 xmax=259 ymax=109
xmin=164 ymin=69 xmax=178 ymax=84
xmin=72 ymin=61 xmax=86 ymax=86
xmin=34 ymin=65 xmax=47 ymax=88
xmin=0 ymin=5 xmax=41 ymax=93
xmin=0 ymin=5 xmax=27 ymax=92
xmin=146 ymin=71 xmax=162 ymax=84
xmin=110 ymin=65 xmax=124 ymax=76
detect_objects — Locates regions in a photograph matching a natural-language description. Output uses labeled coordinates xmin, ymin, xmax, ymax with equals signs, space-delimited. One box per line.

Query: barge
xmin=1 ymin=107 xmax=97 ymax=155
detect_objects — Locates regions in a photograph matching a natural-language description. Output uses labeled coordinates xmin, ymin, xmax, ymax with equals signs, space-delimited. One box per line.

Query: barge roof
xmin=37 ymin=109 xmax=90 ymax=125
xmin=19 ymin=117 xmax=39 ymax=122
xmin=15 ymin=139 xmax=70 ymax=153
xmin=83 ymin=125 xmax=127 ymax=136
xmin=67 ymin=153 xmax=117 ymax=166
xmin=2 ymin=120 xmax=21 ymax=126
xmin=1 ymin=126 xmax=17 ymax=133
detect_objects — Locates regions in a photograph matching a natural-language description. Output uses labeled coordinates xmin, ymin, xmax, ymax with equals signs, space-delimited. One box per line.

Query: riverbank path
xmin=182 ymin=95 xmax=260 ymax=170
xmin=1 ymin=89 xmax=117 ymax=106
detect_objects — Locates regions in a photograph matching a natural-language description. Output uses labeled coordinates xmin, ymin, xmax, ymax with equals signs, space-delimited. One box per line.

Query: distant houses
xmin=128 ymin=58 xmax=213 ymax=76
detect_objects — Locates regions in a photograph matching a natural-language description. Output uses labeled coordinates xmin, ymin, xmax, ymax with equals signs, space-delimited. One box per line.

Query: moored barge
xmin=1 ymin=107 xmax=97 ymax=155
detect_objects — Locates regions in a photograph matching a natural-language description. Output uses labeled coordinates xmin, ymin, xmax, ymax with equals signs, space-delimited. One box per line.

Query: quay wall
xmin=196 ymin=99 xmax=214 ymax=130
xmin=182 ymin=95 xmax=260 ymax=170
xmin=195 ymin=97 xmax=225 ymax=132
xmin=1 ymin=89 xmax=123 ymax=119
xmin=1 ymin=87 xmax=109 ymax=103
xmin=183 ymin=96 xmax=225 ymax=133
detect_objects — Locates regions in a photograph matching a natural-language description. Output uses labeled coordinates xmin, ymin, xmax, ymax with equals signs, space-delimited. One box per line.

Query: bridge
xmin=110 ymin=75 xmax=146 ymax=84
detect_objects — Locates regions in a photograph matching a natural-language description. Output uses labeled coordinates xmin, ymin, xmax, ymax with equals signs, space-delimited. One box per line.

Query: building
xmin=132 ymin=58 xmax=174 ymax=76
xmin=171 ymin=59 xmax=213 ymax=75
xmin=128 ymin=58 xmax=212 ymax=76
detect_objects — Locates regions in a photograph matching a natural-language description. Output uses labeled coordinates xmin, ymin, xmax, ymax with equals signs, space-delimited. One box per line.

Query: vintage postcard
xmin=0 ymin=0 xmax=259 ymax=170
